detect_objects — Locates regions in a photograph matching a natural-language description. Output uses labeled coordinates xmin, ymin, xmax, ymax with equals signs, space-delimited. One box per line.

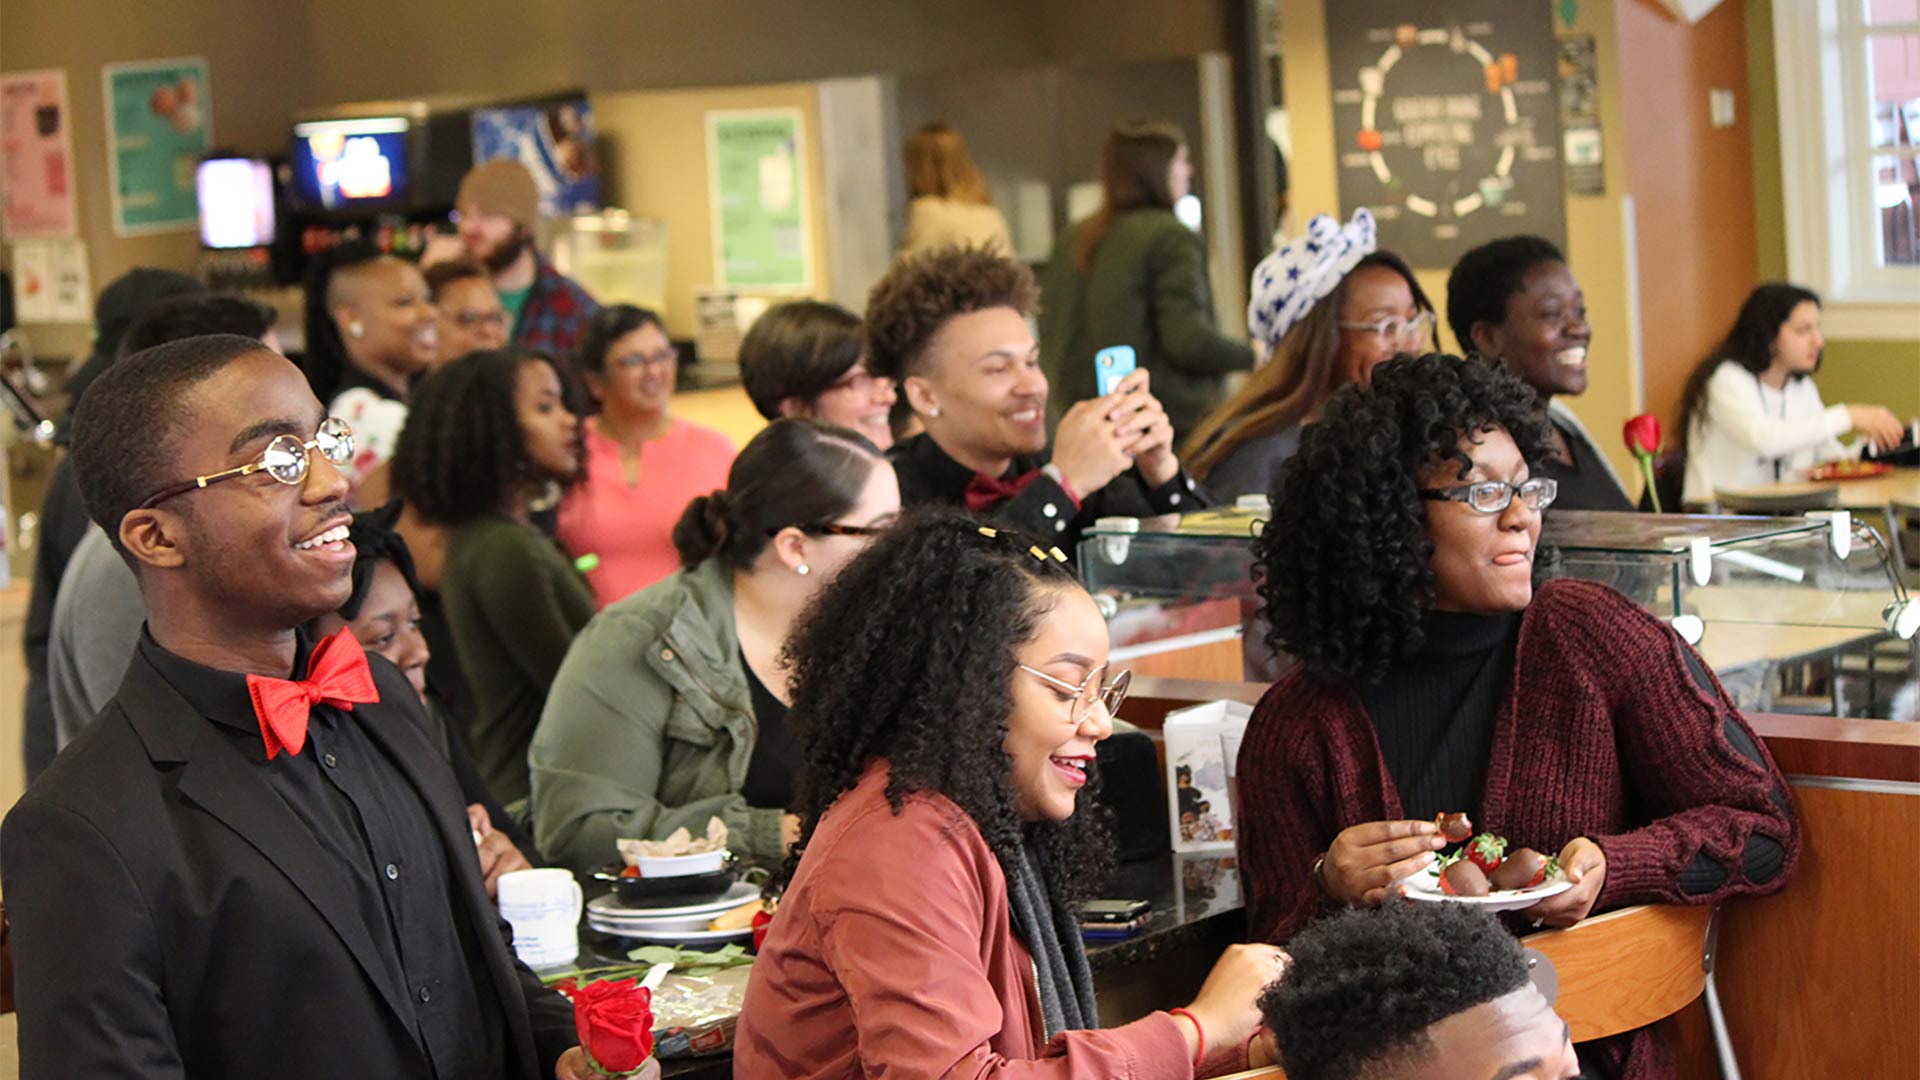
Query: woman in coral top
xmin=556 ymin=304 xmax=736 ymax=606
xmin=1235 ymin=354 xmax=1801 ymax=1080
xmin=736 ymin=512 xmax=1284 ymax=1077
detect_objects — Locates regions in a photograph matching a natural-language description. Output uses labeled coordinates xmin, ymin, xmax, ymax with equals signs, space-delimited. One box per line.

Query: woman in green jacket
xmin=529 ymin=419 xmax=899 ymax=875
xmin=1038 ymin=121 xmax=1254 ymax=441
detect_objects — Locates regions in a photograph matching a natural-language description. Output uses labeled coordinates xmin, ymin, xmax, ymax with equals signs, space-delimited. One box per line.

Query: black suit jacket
xmin=0 ymin=648 xmax=577 ymax=1078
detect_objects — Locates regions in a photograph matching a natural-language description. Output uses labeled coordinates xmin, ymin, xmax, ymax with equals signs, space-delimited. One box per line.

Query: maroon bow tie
xmin=964 ymin=469 xmax=1045 ymax=513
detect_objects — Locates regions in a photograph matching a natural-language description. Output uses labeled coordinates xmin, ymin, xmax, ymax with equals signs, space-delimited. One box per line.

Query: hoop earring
xmin=795 ymin=564 xmax=811 ymax=577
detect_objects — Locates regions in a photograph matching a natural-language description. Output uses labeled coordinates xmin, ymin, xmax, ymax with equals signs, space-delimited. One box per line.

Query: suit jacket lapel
xmin=354 ymin=691 xmax=543 ymax=1078
xmin=116 ymin=654 xmax=422 ymax=1038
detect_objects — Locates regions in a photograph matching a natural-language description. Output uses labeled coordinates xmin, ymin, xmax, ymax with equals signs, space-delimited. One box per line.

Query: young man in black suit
xmin=863 ymin=246 xmax=1211 ymax=549
xmin=1 ymin=334 xmax=623 ymax=1078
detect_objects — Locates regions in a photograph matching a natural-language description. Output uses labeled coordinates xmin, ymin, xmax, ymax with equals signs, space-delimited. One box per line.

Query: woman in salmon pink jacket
xmin=735 ymin=512 xmax=1284 ymax=1077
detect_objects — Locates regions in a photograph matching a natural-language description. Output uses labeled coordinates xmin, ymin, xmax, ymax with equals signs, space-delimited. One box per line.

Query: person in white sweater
xmin=898 ymin=121 xmax=1013 ymax=257
xmin=1678 ymin=283 xmax=1906 ymax=507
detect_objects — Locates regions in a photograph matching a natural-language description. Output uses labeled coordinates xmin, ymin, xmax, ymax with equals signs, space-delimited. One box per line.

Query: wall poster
xmin=1 ymin=70 xmax=77 ymax=239
xmin=1324 ymin=1 xmax=1566 ymax=266
xmin=705 ymin=109 xmax=812 ymax=291
xmin=102 ymin=56 xmax=211 ymax=236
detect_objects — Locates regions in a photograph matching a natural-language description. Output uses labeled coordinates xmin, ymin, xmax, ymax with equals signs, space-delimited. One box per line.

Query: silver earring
xmin=349 ymin=322 xmax=366 ymax=339
xmin=928 ymin=406 xmax=940 ymax=418
xmin=796 ymin=563 xmax=811 ymax=577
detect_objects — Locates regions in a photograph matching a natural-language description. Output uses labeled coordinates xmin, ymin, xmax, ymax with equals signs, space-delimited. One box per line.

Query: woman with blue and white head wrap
xmin=1183 ymin=209 xmax=1437 ymax=499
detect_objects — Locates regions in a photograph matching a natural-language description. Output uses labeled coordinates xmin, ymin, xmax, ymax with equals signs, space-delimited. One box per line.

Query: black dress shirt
xmin=139 ymin=633 xmax=508 ymax=1080
xmin=888 ymin=432 xmax=1211 ymax=551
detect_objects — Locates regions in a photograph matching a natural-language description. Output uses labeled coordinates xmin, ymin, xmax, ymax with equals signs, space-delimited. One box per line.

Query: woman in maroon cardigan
xmin=1236 ymin=355 xmax=1799 ymax=1080
xmin=736 ymin=511 xmax=1284 ymax=1077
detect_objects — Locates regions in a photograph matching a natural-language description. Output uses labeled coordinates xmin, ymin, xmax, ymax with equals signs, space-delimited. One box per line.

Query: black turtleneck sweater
xmin=1358 ymin=610 xmax=1521 ymax=824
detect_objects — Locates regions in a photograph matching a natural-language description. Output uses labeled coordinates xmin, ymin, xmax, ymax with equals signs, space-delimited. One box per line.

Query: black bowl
xmin=594 ymin=862 xmax=740 ymax=908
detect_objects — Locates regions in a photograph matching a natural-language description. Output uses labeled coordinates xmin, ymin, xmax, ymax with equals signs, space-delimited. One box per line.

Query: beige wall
xmin=592 ymin=82 xmax=832 ymax=339
xmin=0 ymin=1 xmax=312 ymax=358
xmin=1279 ymin=0 xmax=1641 ymax=483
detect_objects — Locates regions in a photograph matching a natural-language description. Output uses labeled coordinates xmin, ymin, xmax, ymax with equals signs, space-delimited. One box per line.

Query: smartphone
xmin=1080 ymin=898 xmax=1152 ymax=924
xmin=1094 ymin=345 xmax=1137 ymax=397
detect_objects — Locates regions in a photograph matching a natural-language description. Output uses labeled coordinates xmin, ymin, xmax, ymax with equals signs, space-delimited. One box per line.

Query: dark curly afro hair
xmin=390 ymin=348 xmax=575 ymax=526
xmin=1255 ymin=354 xmax=1554 ymax=684
xmin=862 ymin=246 xmax=1038 ymax=383
xmin=1259 ymin=900 xmax=1536 ymax=1080
xmin=776 ymin=507 xmax=1115 ymax=906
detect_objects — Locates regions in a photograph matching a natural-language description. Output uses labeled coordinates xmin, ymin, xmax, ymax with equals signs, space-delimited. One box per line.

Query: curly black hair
xmin=776 ymin=508 xmax=1115 ymax=906
xmin=1255 ymin=354 xmax=1555 ymax=684
xmin=1259 ymin=900 xmax=1535 ymax=1080
xmin=1444 ymin=235 xmax=1565 ymax=356
xmin=863 ymin=246 xmax=1039 ymax=383
xmin=390 ymin=348 xmax=572 ymax=526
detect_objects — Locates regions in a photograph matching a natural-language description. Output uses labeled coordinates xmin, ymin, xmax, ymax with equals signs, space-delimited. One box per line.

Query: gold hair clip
xmin=1048 ymin=547 xmax=1068 ymax=562
xmin=1028 ymin=545 xmax=1048 ymax=561
xmin=978 ymin=526 xmax=999 ymax=538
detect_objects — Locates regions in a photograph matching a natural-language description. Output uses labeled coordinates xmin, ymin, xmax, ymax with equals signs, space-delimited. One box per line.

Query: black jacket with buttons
xmin=888 ymin=432 xmax=1212 ymax=553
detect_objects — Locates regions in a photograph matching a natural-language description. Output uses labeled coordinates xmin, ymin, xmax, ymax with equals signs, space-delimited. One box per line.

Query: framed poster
xmin=102 ymin=56 xmax=211 ymax=236
xmin=1324 ymin=2 xmax=1565 ymax=266
xmin=470 ymin=99 xmax=602 ymax=217
xmin=705 ymin=109 xmax=812 ymax=291
xmin=1 ymin=70 xmax=77 ymax=239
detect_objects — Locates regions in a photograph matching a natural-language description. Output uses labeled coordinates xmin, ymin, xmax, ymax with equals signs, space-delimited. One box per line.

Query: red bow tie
xmin=964 ymin=468 xmax=1043 ymax=513
xmin=244 ymin=631 xmax=379 ymax=760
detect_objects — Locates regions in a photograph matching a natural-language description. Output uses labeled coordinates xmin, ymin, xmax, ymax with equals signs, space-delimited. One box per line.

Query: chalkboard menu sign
xmin=1325 ymin=1 xmax=1566 ymax=267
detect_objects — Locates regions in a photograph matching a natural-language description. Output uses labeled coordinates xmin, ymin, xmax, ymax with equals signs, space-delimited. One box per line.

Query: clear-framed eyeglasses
xmin=138 ymin=417 xmax=355 ymax=510
xmin=1418 ymin=477 xmax=1559 ymax=515
xmin=1018 ymin=663 xmax=1132 ymax=725
xmin=1338 ymin=309 xmax=1436 ymax=347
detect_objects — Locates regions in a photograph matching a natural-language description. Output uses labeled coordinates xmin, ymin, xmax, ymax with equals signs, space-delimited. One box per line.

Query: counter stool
xmin=1522 ymin=903 xmax=1739 ymax=1078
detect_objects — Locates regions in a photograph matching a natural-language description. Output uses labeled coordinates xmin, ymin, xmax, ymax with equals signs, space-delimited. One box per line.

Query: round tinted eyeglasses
xmin=1418 ymin=477 xmax=1558 ymax=514
xmin=138 ymin=418 xmax=355 ymax=510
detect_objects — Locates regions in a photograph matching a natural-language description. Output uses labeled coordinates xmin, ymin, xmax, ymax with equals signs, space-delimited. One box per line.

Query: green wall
xmin=1744 ymin=0 xmax=1919 ymax=420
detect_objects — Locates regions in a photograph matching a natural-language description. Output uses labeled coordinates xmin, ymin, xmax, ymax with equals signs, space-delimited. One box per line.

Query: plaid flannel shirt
xmin=511 ymin=253 xmax=600 ymax=363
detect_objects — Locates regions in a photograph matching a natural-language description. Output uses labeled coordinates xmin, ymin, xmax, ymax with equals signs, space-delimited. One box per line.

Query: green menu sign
xmin=103 ymin=57 xmax=211 ymax=236
xmin=705 ymin=109 xmax=812 ymax=291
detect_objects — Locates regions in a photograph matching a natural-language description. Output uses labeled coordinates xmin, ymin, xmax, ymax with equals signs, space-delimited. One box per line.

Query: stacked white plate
xmin=585 ymin=880 xmax=761 ymax=944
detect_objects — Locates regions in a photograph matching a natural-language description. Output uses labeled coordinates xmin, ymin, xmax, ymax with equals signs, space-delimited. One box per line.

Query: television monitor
xmin=289 ymin=116 xmax=410 ymax=212
xmin=196 ymin=157 xmax=277 ymax=249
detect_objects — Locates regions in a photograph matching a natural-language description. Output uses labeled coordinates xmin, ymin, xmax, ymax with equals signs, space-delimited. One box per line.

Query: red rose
xmin=571 ymin=977 xmax=655 ymax=1076
xmin=1622 ymin=414 xmax=1662 ymax=458
xmin=751 ymin=908 xmax=774 ymax=952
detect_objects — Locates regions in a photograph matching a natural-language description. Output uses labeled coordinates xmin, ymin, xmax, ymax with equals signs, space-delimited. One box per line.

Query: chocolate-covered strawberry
xmin=1434 ymin=812 xmax=1472 ymax=843
xmin=1489 ymin=849 xmax=1555 ymax=890
xmin=1463 ymin=833 xmax=1507 ymax=873
xmin=1439 ymin=859 xmax=1491 ymax=897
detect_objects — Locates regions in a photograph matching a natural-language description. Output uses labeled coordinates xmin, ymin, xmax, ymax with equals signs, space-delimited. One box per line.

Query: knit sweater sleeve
xmin=1236 ymin=674 xmax=1351 ymax=945
xmin=1543 ymin=581 xmax=1802 ymax=909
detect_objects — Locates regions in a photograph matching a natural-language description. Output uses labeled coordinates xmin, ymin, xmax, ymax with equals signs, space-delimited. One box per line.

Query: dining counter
xmin=594 ymin=852 xmax=1247 ymax=1077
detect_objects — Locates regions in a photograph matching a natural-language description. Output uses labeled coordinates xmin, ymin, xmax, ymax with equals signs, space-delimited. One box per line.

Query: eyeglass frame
xmin=1018 ymin=663 xmax=1132 ymax=725
xmin=1337 ymin=309 xmax=1436 ymax=345
xmin=1418 ymin=477 xmax=1559 ymax=515
xmin=137 ymin=417 xmax=355 ymax=510
xmin=766 ymin=520 xmax=893 ymax=539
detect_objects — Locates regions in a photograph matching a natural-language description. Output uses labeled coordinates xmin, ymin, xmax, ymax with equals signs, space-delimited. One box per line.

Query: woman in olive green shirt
xmin=392 ymin=348 xmax=592 ymax=811
xmin=530 ymin=419 xmax=899 ymax=875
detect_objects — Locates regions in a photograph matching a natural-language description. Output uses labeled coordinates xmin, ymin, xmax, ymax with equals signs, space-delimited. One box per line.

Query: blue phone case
xmin=1095 ymin=345 xmax=1137 ymax=396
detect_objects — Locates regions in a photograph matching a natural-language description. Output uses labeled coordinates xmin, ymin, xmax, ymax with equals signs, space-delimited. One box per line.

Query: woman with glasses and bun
xmin=1236 ymin=354 xmax=1800 ymax=1080
xmin=735 ymin=510 xmax=1284 ymax=1077
xmin=1184 ymin=210 xmax=1437 ymax=499
xmin=556 ymin=304 xmax=736 ymax=607
xmin=531 ymin=419 xmax=899 ymax=876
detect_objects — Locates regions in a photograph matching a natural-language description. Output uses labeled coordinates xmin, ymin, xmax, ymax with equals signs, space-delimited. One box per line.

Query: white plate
xmin=586 ymin=881 xmax=761 ymax=922
xmin=586 ymin=921 xmax=755 ymax=945
xmin=1401 ymin=862 xmax=1572 ymax=913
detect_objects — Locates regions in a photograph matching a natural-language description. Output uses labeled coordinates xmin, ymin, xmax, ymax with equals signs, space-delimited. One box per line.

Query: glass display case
xmin=1078 ymin=508 xmax=1920 ymax=717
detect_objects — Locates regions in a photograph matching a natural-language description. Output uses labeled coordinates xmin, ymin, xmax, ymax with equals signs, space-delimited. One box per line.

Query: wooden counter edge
xmin=1121 ymin=676 xmax=1920 ymax=784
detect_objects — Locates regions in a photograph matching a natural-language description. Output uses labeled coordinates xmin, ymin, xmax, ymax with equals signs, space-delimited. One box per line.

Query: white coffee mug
xmin=498 ymin=868 xmax=583 ymax=968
